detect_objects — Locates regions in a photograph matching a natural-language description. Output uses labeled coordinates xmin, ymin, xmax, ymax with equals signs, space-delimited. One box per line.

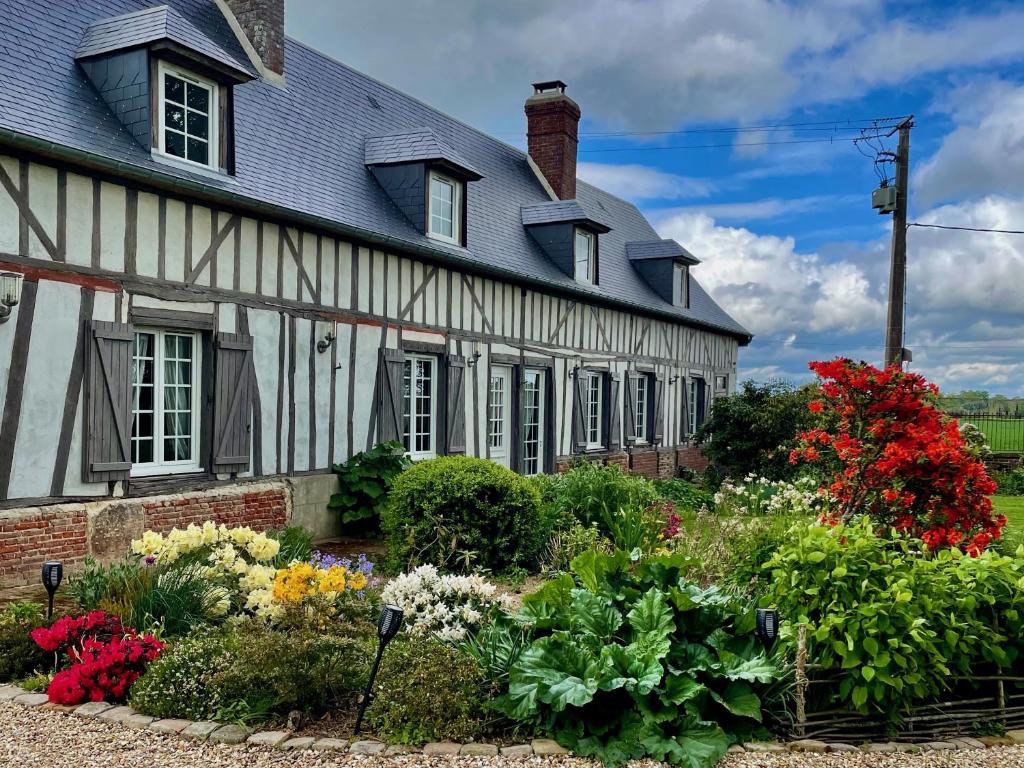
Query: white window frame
xmin=402 ymin=353 xmax=438 ymax=460
xmin=674 ymin=261 xmax=689 ymax=308
xmin=574 ymin=228 xmax=596 ymax=284
xmin=715 ymin=374 xmax=729 ymax=392
xmin=522 ymin=368 xmax=547 ymax=476
xmin=157 ymin=61 xmax=219 ymax=171
xmin=131 ymin=327 xmax=203 ymax=477
xmin=585 ymin=370 xmax=604 ymax=449
xmin=631 ymin=373 xmax=648 ymax=444
xmin=427 ymin=170 xmax=462 ymax=245
xmin=488 ymin=365 xmax=512 ymax=467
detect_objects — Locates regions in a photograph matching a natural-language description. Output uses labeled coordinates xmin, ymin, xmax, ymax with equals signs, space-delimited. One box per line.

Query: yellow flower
xmin=348 ymin=572 xmax=368 ymax=591
xmin=272 ymin=562 xmax=318 ymax=603
xmin=246 ymin=534 xmax=280 ymax=563
xmin=317 ymin=566 xmax=348 ymax=594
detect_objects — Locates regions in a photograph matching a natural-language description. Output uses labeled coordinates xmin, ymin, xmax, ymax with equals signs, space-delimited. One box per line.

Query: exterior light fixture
xmin=316 ymin=330 xmax=336 ymax=354
xmin=569 ymin=355 xmax=583 ymax=378
xmin=668 ymin=372 xmax=680 ymax=385
xmin=756 ymin=607 xmax=779 ymax=647
xmin=0 ymin=271 xmax=23 ymax=324
xmin=354 ymin=604 xmax=404 ymax=734
xmin=42 ymin=561 xmax=63 ymax=619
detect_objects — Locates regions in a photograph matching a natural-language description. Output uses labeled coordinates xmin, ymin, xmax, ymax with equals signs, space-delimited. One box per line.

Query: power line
xmin=576 ymin=116 xmax=911 ymax=138
xmin=908 ymin=222 xmax=1024 ymax=235
xmin=578 ymin=133 xmax=891 ymax=153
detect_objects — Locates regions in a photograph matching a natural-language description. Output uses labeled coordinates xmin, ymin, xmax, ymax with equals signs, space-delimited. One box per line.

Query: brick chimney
xmin=525 ymin=81 xmax=580 ymax=200
xmin=222 ymin=0 xmax=285 ymax=76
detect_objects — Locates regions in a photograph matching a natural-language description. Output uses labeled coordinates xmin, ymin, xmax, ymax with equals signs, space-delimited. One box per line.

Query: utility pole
xmin=883 ymin=117 xmax=913 ymax=369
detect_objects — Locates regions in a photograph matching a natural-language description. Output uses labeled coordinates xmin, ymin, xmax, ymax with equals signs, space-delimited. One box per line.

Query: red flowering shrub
xmin=790 ymin=358 xmax=1002 ymax=553
xmin=31 ymin=611 xmax=163 ymax=705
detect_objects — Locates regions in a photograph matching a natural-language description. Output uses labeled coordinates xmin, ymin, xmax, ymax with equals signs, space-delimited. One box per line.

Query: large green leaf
xmin=628 ymin=588 xmax=675 ymax=641
xmin=511 ymin=633 xmax=601 ymax=712
xmin=519 ymin=573 xmax=575 ymax=629
xmin=709 ymin=680 xmax=763 ymax=722
xmin=717 ymin=653 xmax=777 ymax=683
xmin=571 ymin=549 xmax=631 ymax=593
xmin=603 ymin=644 xmax=664 ymax=695
xmin=658 ymin=673 xmax=705 ymax=705
xmin=570 ymin=588 xmax=623 ymax=640
xmin=640 ymin=717 xmax=729 ymax=768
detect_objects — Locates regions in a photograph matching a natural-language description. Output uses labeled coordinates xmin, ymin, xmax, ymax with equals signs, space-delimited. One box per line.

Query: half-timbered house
xmin=0 ymin=0 xmax=750 ymax=586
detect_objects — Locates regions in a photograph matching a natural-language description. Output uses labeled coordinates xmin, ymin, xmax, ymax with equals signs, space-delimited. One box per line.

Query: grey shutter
xmin=695 ymin=378 xmax=707 ymax=431
xmin=445 ymin=354 xmax=467 ymax=455
xmin=652 ymin=372 xmax=665 ymax=445
xmin=511 ymin=365 xmax=525 ymax=473
xmin=680 ymin=376 xmax=690 ymax=440
xmin=377 ymin=348 xmax=406 ymax=445
xmin=212 ymin=332 xmax=254 ymax=473
xmin=624 ymin=374 xmax=638 ymax=445
xmin=571 ymin=371 xmax=587 ymax=453
xmin=606 ymin=373 xmax=621 ymax=452
xmin=83 ymin=321 xmax=134 ymax=483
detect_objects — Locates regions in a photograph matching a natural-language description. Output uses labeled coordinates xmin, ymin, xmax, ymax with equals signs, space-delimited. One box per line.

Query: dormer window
xmin=674 ymin=261 xmax=689 ymax=308
xmin=158 ymin=61 xmax=218 ymax=169
xmin=574 ymin=228 xmax=596 ymax=284
xmin=428 ymin=170 xmax=462 ymax=244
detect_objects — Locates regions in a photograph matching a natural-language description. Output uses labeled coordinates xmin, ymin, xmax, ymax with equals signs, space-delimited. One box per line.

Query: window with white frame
xmin=715 ymin=374 xmax=728 ymax=392
xmin=158 ymin=62 xmax=218 ymax=169
xmin=402 ymin=354 xmax=437 ymax=459
xmin=131 ymin=329 xmax=202 ymax=475
xmin=631 ymin=374 xmax=648 ymax=442
xmin=585 ymin=370 xmax=603 ymax=448
xmin=687 ymin=378 xmax=698 ymax=436
xmin=428 ymin=170 xmax=462 ymax=244
xmin=673 ymin=261 xmax=689 ymax=308
xmin=574 ymin=228 xmax=596 ymax=283
xmin=522 ymin=369 xmax=546 ymax=476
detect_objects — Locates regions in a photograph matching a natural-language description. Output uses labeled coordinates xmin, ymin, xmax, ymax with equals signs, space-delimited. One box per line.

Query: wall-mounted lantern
xmin=353 ymin=604 xmax=404 ymax=734
xmin=316 ymin=330 xmax=336 ymax=354
xmin=0 ymin=272 xmax=24 ymax=324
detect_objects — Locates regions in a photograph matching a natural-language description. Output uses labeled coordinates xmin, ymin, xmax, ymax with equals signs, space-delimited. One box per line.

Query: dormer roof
xmin=625 ymin=239 xmax=700 ymax=265
xmin=365 ymin=128 xmax=482 ymax=181
xmin=521 ymin=200 xmax=611 ymax=233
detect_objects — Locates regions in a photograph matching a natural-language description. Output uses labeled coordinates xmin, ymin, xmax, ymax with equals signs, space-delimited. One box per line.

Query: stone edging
xmin=4 ymin=684 xmax=1023 ymax=757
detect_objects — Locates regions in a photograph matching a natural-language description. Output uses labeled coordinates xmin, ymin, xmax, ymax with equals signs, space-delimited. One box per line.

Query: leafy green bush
xmin=0 ymin=603 xmax=47 ymax=683
xmin=655 ymin=478 xmax=714 ymax=511
xmin=269 ymin=525 xmax=314 ymax=567
xmin=765 ymin=519 xmax=1024 ymax=721
xmin=329 ymin=442 xmax=410 ymax=532
xmin=131 ymin=622 xmax=371 ymax=723
xmin=500 ymin=549 xmax=777 ymax=767
xmin=98 ymin=565 xmax=226 ymax=636
xmin=535 ymin=462 xmax=659 ymax=534
xmin=696 ymin=380 xmax=819 ymax=481
xmin=367 ymin=635 xmax=496 ymax=744
xmin=67 ymin=557 xmax=139 ymax=612
xmin=993 ymin=467 xmax=1024 ymax=496
xmin=540 ymin=519 xmax=609 ymax=574
xmin=382 ymin=456 xmax=545 ymax=573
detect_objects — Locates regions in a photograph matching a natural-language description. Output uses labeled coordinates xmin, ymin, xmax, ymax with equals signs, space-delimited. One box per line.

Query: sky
xmin=286 ymin=0 xmax=1024 ymax=396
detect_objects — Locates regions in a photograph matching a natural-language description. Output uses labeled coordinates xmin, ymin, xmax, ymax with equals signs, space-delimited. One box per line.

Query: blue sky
xmin=288 ymin=0 xmax=1024 ymax=395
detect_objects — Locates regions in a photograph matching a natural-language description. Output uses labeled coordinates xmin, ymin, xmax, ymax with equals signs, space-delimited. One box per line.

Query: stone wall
xmin=0 ymin=481 xmax=290 ymax=588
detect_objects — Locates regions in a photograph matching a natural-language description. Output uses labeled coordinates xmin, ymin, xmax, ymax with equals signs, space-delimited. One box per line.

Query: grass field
xmin=956 ymin=415 xmax=1024 ymax=453
xmin=993 ymin=495 xmax=1024 ymax=550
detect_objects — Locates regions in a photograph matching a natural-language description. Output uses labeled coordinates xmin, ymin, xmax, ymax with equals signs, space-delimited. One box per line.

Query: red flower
xmin=808 ymin=400 xmax=824 ymax=413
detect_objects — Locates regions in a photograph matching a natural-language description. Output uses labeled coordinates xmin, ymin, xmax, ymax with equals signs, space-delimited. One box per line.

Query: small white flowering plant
xmin=380 ymin=564 xmax=512 ymax=643
xmin=714 ymin=474 xmax=832 ymax=518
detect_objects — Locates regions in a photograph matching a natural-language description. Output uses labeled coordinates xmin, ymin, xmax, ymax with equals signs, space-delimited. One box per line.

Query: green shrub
xmin=329 ymin=441 xmax=410 ymax=533
xmin=269 ymin=525 xmax=314 ymax=567
xmin=98 ymin=565 xmax=226 ymax=636
xmin=655 ymin=478 xmax=714 ymax=511
xmin=0 ymin=604 xmax=47 ymax=683
xmin=382 ymin=456 xmax=545 ymax=573
xmin=534 ymin=462 xmax=659 ymax=535
xmin=367 ymin=635 xmax=495 ymax=744
xmin=501 ymin=550 xmax=777 ymax=767
xmin=66 ymin=557 xmax=139 ymax=612
xmin=540 ymin=519 xmax=609 ymax=574
xmin=765 ymin=519 xmax=1024 ymax=721
xmin=131 ymin=623 xmax=372 ymax=723
xmin=993 ymin=467 xmax=1024 ymax=496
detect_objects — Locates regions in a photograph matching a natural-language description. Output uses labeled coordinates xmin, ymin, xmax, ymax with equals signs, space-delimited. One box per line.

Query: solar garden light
xmin=41 ymin=561 xmax=63 ymax=620
xmin=353 ymin=604 xmax=404 ymax=735
xmin=756 ymin=607 xmax=779 ymax=647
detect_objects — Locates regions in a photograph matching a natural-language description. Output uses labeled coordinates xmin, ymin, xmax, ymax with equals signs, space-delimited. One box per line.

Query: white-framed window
xmin=687 ymin=378 xmax=698 ymax=436
xmin=585 ymin=370 xmax=603 ymax=449
xmin=674 ymin=261 xmax=689 ymax=308
xmin=574 ymin=228 xmax=596 ymax=283
xmin=488 ymin=366 xmax=512 ymax=468
xmin=158 ymin=61 xmax=218 ymax=170
xmin=715 ymin=374 xmax=728 ymax=392
xmin=522 ymin=368 xmax=547 ymax=476
xmin=428 ymin=170 xmax=462 ymax=244
xmin=402 ymin=354 xmax=437 ymax=459
xmin=131 ymin=328 xmax=202 ymax=476
xmin=631 ymin=374 xmax=648 ymax=442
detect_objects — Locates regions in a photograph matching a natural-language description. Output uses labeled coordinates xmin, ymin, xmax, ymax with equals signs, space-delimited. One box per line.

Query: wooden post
xmin=884 ymin=118 xmax=913 ymax=369
xmin=796 ymin=623 xmax=808 ymax=737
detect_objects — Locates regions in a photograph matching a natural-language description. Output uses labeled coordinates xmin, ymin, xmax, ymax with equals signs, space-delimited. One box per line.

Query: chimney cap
xmin=532 ymin=80 xmax=568 ymax=95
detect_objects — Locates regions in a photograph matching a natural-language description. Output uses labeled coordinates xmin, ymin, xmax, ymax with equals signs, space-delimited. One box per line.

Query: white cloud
xmin=577 ymin=163 xmax=714 ymax=200
xmin=653 ymin=194 xmax=859 ymax=223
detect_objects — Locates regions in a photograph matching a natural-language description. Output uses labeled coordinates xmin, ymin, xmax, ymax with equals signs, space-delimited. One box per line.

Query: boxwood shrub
xmin=381 ymin=456 xmax=545 ymax=573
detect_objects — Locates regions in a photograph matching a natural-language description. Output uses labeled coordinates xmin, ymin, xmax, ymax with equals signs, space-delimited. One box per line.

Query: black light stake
xmin=42 ymin=561 xmax=63 ymax=620
xmin=354 ymin=604 xmax=404 ymax=735
xmin=756 ymin=607 xmax=779 ymax=648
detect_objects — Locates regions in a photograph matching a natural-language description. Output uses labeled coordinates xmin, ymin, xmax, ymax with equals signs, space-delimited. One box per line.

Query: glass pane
xmin=134 ymin=332 xmax=153 ymax=358
xmin=177 ymin=361 xmax=191 ymax=384
xmin=136 ymin=412 xmax=153 ymax=441
xmin=164 ymin=74 xmax=184 ymax=104
xmin=135 ymin=438 xmax=153 ymax=464
xmin=186 ymin=110 xmax=208 ymax=140
xmin=164 ymin=102 xmax=185 ymax=132
xmin=186 ymin=137 xmax=209 ymax=166
xmin=137 ymin=383 xmax=153 ymax=412
xmin=177 ymin=335 xmax=192 ymax=358
xmin=165 ymin=130 xmax=185 ymax=158
xmin=186 ymin=82 xmax=209 ymax=113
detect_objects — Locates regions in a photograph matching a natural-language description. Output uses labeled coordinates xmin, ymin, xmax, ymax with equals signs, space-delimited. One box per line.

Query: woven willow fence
xmin=768 ymin=626 xmax=1024 ymax=743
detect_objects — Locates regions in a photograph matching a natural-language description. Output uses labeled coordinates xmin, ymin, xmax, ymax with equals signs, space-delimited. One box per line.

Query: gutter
xmin=0 ymin=128 xmax=753 ymax=346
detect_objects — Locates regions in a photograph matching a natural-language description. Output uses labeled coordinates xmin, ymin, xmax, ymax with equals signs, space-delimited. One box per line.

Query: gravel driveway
xmin=4 ymin=702 xmax=1024 ymax=768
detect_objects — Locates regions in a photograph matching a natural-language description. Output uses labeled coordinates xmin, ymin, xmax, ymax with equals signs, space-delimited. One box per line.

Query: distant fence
xmin=949 ymin=411 xmax=1024 ymax=455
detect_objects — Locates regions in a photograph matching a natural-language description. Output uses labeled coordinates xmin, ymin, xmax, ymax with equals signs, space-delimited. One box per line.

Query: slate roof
xmin=365 ymin=128 xmax=482 ymax=180
xmin=0 ymin=0 xmax=750 ymax=342
xmin=521 ymin=200 xmax=610 ymax=232
xmin=626 ymin=239 xmax=700 ymax=265
xmin=75 ymin=5 xmax=254 ymax=80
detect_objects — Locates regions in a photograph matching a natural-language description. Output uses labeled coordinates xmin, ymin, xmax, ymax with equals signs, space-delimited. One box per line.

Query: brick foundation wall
xmin=0 ymin=481 xmax=290 ymax=588
xmin=677 ymin=445 xmax=711 ymax=473
xmin=629 ymin=449 xmax=659 ymax=478
xmin=657 ymin=449 xmax=676 ymax=479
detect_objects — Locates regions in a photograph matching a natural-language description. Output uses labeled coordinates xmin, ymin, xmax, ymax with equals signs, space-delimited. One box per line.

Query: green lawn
xmin=993 ymin=495 xmax=1024 ymax=549
xmin=957 ymin=416 xmax=1024 ymax=452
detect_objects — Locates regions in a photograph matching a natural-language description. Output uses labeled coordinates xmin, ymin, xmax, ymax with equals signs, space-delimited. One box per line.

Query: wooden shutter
xmin=83 ymin=321 xmax=134 ymax=483
xmin=212 ymin=332 xmax=254 ymax=473
xmin=695 ymin=377 xmax=707 ymax=431
xmin=445 ymin=354 xmax=467 ymax=455
xmin=571 ymin=371 xmax=587 ymax=453
xmin=377 ymin=348 xmax=406 ymax=445
xmin=624 ymin=374 xmax=637 ymax=445
xmin=680 ymin=376 xmax=690 ymax=439
xmin=652 ymin=372 xmax=665 ymax=445
xmin=606 ymin=373 xmax=621 ymax=452
xmin=511 ymin=365 xmax=525 ymax=473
